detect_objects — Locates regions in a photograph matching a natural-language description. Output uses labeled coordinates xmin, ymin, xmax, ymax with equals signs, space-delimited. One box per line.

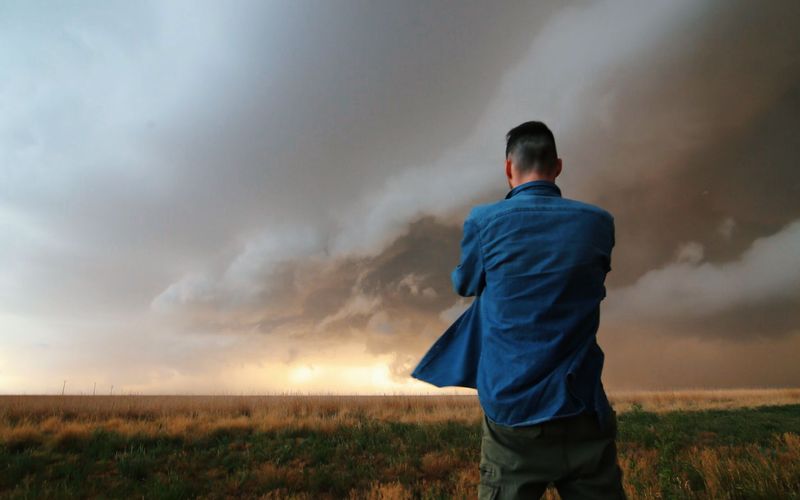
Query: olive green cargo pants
xmin=479 ymin=410 xmax=626 ymax=499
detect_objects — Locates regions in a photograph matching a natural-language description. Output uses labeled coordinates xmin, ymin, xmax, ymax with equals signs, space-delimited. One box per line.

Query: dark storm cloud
xmin=142 ymin=0 xmax=800 ymax=386
xmin=159 ymin=0 xmax=800 ymax=337
xmin=152 ymin=0 xmax=705 ymax=310
xmin=3 ymin=0 xmax=800 ymax=391
xmin=156 ymin=216 xmax=462 ymax=339
xmin=603 ymin=219 xmax=800 ymax=340
xmin=576 ymin=1 xmax=800 ymax=288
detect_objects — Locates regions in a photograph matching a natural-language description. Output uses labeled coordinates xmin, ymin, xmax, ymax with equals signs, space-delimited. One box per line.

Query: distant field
xmin=1 ymin=388 xmax=799 ymax=498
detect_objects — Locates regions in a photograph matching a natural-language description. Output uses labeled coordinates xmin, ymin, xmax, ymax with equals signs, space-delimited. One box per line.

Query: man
xmin=411 ymin=121 xmax=625 ymax=499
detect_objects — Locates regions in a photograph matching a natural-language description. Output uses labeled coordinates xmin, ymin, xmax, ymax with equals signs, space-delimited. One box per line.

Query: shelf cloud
xmin=2 ymin=0 xmax=799 ymax=393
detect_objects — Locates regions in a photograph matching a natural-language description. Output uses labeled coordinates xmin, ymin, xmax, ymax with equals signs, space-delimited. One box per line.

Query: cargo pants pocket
xmin=478 ymin=463 xmax=501 ymax=500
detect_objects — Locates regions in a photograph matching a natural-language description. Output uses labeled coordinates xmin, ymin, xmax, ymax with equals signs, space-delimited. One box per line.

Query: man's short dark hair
xmin=505 ymin=121 xmax=558 ymax=174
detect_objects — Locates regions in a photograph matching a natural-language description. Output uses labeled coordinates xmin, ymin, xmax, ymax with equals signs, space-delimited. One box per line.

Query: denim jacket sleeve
xmin=451 ymin=213 xmax=486 ymax=297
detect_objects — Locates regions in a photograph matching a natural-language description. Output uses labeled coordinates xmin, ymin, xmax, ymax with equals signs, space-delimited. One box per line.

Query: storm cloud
xmin=1 ymin=0 xmax=799 ymax=394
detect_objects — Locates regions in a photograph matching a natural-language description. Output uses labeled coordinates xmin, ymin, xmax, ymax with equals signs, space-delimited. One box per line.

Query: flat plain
xmin=1 ymin=388 xmax=799 ymax=499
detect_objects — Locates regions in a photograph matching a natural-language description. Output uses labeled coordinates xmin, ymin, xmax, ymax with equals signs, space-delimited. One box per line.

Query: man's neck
xmin=510 ymin=177 xmax=556 ymax=189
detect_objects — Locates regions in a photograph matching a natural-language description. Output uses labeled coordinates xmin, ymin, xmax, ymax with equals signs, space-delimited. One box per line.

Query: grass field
xmin=1 ymin=388 xmax=799 ymax=499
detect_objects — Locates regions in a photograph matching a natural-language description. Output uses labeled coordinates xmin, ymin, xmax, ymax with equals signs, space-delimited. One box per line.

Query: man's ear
xmin=505 ymin=157 xmax=513 ymax=180
xmin=554 ymin=159 xmax=563 ymax=178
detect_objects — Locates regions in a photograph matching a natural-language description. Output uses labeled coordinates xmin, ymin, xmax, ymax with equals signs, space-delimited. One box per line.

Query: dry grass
xmin=2 ymin=388 xmax=798 ymax=419
xmin=351 ymin=480 xmax=412 ymax=500
xmin=672 ymin=431 xmax=800 ymax=499
xmin=1 ymin=388 xmax=798 ymax=443
xmin=609 ymin=387 xmax=800 ymax=413
xmin=0 ymin=394 xmax=477 ymax=444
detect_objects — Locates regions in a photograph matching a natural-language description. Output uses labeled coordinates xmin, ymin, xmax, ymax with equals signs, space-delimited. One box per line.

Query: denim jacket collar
xmin=505 ymin=179 xmax=562 ymax=200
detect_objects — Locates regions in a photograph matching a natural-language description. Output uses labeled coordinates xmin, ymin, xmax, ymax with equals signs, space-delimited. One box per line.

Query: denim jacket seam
xmin=464 ymin=216 xmax=487 ymax=296
xmin=470 ymin=217 xmax=486 ymax=272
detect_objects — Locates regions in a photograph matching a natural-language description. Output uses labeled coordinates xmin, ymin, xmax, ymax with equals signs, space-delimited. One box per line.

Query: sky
xmin=1 ymin=0 xmax=799 ymax=395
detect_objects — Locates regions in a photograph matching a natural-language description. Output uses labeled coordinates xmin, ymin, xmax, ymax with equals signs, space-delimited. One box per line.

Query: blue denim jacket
xmin=411 ymin=180 xmax=616 ymax=432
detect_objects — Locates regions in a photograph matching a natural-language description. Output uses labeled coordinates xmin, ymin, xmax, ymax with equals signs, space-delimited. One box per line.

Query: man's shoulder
xmin=559 ymin=197 xmax=615 ymax=222
xmin=466 ymin=197 xmax=614 ymax=226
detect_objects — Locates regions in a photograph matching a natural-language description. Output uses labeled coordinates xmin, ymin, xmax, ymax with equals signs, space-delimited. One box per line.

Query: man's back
xmin=454 ymin=179 xmax=615 ymax=431
xmin=414 ymin=120 xmax=626 ymax=499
